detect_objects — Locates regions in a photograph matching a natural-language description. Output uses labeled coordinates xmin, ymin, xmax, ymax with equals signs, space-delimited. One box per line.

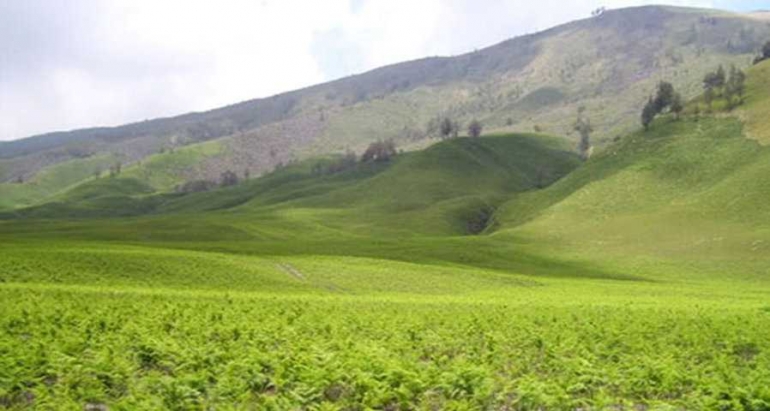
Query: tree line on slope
xmin=174 ymin=118 xmax=490 ymax=193
xmin=167 ymin=39 xmax=770 ymax=195
xmin=641 ymin=63 xmax=748 ymax=130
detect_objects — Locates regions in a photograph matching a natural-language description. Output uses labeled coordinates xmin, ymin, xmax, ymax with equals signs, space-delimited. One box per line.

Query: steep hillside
xmin=493 ymin=59 xmax=770 ymax=281
xmin=2 ymin=5 xmax=768 ymax=211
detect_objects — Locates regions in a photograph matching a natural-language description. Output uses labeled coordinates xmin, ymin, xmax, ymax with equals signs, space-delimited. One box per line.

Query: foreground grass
xmin=2 ymin=240 xmax=770 ymax=410
xmin=2 ymin=276 xmax=770 ymax=410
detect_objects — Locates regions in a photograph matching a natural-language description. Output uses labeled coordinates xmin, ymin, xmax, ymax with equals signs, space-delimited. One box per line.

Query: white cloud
xmin=0 ymin=0 xmax=721 ymax=141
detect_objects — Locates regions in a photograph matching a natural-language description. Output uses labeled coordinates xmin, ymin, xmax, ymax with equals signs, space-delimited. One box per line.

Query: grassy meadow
xmin=2 ymin=63 xmax=770 ymax=410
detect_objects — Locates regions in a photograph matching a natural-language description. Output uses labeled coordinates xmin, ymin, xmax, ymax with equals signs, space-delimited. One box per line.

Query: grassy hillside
xmin=491 ymin=60 xmax=770 ymax=282
xmin=1 ymin=134 xmax=581 ymax=241
xmin=3 ymin=37 xmax=770 ymax=411
xmin=0 ymin=154 xmax=118 ymax=210
xmin=741 ymin=59 xmax=770 ymax=144
xmin=3 ymin=6 xmax=769 ymax=211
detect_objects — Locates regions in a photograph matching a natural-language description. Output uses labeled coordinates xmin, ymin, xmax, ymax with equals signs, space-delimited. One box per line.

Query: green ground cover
xmin=1 ymin=61 xmax=770 ymax=410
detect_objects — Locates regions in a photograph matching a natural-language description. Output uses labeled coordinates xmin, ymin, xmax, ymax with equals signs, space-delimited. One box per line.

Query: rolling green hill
xmin=3 ymin=19 xmax=770 ymax=411
xmin=2 ymin=5 xmax=769 ymax=212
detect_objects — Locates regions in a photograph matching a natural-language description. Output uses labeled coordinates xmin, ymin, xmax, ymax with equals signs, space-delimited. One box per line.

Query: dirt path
xmin=276 ymin=263 xmax=305 ymax=281
xmin=276 ymin=262 xmax=349 ymax=293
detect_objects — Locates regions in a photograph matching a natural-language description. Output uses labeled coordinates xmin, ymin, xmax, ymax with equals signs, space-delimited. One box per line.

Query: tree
xmin=642 ymin=81 xmax=682 ymax=129
xmin=670 ymin=93 xmax=684 ymax=120
xmin=220 ymin=170 xmax=239 ymax=187
xmin=361 ymin=140 xmax=397 ymax=162
xmin=439 ymin=118 xmax=454 ymax=139
xmin=703 ymin=66 xmax=726 ymax=94
xmin=726 ymin=65 xmax=746 ymax=106
xmin=177 ymin=180 xmax=217 ymax=193
xmin=109 ymin=162 xmax=122 ymax=178
xmin=641 ymin=97 xmax=657 ymax=130
xmin=654 ymin=81 xmax=675 ymax=112
xmin=715 ymin=65 xmax=726 ymax=88
xmin=468 ymin=120 xmax=483 ymax=138
xmin=574 ymin=114 xmax=593 ymax=160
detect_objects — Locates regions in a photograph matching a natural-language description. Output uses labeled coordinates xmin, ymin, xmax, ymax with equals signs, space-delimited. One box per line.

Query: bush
xmin=763 ymin=41 xmax=770 ymax=61
xmin=468 ymin=120 xmax=483 ymax=138
xmin=220 ymin=170 xmax=239 ymax=187
xmin=176 ymin=180 xmax=217 ymax=193
xmin=361 ymin=140 xmax=397 ymax=163
xmin=312 ymin=151 xmax=358 ymax=175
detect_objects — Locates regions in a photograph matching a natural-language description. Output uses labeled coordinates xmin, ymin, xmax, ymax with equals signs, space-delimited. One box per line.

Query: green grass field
xmin=2 ymin=63 xmax=770 ymax=410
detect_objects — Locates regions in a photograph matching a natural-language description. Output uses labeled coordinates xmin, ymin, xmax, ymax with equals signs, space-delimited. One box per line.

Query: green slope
xmin=493 ymin=60 xmax=770 ymax=281
xmin=0 ymin=154 xmax=118 ymax=210
xmin=2 ymin=134 xmax=580 ymax=235
xmin=4 ymin=62 xmax=770 ymax=411
xmin=3 ymin=6 xmax=768 ymax=215
xmin=265 ymin=134 xmax=581 ymax=236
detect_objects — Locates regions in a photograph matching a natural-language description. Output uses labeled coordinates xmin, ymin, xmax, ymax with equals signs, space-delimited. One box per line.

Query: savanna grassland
xmin=2 ymin=58 xmax=770 ymax=411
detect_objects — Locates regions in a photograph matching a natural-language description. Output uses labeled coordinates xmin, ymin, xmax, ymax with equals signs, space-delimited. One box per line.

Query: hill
xmin=5 ymin=62 xmax=770 ymax=276
xmin=489 ymin=59 xmax=770 ymax=280
xmin=3 ymin=62 xmax=770 ymax=411
xmin=2 ymin=5 xmax=769 ymax=211
xmin=0 ymin=134 xmax=580 ymax=235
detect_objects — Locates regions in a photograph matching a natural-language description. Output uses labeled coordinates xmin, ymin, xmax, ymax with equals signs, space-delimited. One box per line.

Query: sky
xmin=0 ymin=0 xmax=766 ymax=141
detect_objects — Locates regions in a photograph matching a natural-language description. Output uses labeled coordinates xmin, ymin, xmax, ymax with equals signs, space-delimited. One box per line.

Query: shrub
xmin=220 ymin=170 xmax=239 ymax=187
xmin=361 ymin=140 xmax=397 ymax=163
xmin=468 ymin=120 xmax=483 ymax=138
xmin=176 ymin=180 xmax=217 ymax=193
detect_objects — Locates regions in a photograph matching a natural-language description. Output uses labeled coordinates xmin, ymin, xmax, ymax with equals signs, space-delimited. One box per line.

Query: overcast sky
xmin=0 ymin=0 xmax=765 ymax=141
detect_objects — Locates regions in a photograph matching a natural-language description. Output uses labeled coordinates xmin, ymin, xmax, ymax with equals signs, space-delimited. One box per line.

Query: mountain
xmin=2 ymin=41 xmax=770 ymax=411
xmin=3 ymin=59 xmax=770 ymax=279
xmin=1 ymin=5 xmax=769 ymax=211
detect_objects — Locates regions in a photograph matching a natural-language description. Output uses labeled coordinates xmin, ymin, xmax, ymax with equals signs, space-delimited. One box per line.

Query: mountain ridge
xmin=2 ymin=5 xmax=769 ymax=211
